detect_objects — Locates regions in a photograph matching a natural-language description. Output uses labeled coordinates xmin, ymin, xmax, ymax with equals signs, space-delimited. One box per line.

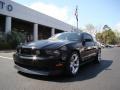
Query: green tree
xmin=114 ymin=30 xmax=120 ymax=44
xmin=102 ymin=30 xmax=117 ymax=44
xmin=96 ymin=25 xmax=117 ymax=45
xmin=96 ymin=32 xmax=103 ymax=43
xmin=0 ymin=31 xmax=25 ymax=50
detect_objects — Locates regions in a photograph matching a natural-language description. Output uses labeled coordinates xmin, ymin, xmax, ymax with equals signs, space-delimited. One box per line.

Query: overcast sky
xmin=12 ymin=0 xmax=120 ymax=31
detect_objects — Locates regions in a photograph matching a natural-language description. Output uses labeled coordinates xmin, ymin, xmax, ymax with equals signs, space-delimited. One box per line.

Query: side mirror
xmin=82 ymin=40 xmax=86 ymax=46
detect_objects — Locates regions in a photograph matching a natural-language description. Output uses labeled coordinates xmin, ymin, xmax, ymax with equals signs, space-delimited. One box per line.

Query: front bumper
xmin=13 ymin=53 xmax=65 ymax=76
xmin=14 ymin=64 xmax=62 ymax=76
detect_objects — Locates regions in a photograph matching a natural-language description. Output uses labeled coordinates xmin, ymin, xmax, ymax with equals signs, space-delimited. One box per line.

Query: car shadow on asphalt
xmin=0 ymin=50 xmax=15 ymax=53
xmin=18 ymin=59 xmax=113 ymax=83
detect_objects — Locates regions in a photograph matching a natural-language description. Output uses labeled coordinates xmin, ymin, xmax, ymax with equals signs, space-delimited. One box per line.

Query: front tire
xmin=65 ymin=52 xmax=80 ymax=76
xmin=94 ymin=50 xmax=101 ymax=63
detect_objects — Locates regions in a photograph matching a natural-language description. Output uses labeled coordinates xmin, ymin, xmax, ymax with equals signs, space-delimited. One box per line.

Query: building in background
xmin=0 ymin=0 xmax=78 ymax=42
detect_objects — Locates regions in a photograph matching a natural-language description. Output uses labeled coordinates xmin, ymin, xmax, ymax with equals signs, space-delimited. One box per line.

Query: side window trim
xmin=83 ymin=33 xmax=93 ymax=42
xmin=89 ymin=34 xmax=94 ymax=42
xmin=82 ymin=33 xmax=95 ymax=46
xmin=81 ymin=33 xmax=84 ymax=42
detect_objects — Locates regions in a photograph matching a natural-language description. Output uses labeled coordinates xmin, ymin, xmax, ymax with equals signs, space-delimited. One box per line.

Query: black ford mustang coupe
xmin=13 ymin=32 xmax=101 ymax=76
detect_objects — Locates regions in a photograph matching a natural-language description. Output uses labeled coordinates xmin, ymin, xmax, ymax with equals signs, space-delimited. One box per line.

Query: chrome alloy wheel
xmin=70 ymin=53 xmax=80 ymax=75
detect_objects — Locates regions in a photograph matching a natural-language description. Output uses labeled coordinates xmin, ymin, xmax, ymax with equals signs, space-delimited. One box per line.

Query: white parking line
xmin=0 ymin=56 xmax=13 ymax=60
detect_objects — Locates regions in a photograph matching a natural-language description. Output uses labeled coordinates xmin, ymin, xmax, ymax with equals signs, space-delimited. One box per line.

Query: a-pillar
xmin=33 ymin=23 xmax=38 ymax=41
xmin=5 ymin=16 xmax=12 ymax=33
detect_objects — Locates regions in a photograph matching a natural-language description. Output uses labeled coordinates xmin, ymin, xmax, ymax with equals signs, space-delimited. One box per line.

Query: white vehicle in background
xmin=95 ymin=42 xmax=105 ymax=48
xmin=105 ymin=44 xmax=115 ymax=48
xmin=101 ymin=44 xmax=105 ymax=48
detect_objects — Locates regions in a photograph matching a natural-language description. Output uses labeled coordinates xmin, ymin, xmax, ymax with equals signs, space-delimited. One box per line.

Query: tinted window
xmin=83 ymin=34 xmax=94 ymax=46
xmin=83 ymin=34 xmax=93 ymax=42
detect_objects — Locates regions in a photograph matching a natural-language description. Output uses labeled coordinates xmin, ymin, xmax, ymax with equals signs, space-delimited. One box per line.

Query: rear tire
xmin=65 ymin=52 xmax=80 ymax=76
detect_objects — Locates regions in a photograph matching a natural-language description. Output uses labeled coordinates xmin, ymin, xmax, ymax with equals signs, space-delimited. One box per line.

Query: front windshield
xmin=49 ymin=32 xmax=81 ymax=41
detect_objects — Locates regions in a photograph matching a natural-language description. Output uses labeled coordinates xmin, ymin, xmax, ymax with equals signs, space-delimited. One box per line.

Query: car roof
xmin=62 ymin=32 xmax=91 ymax=35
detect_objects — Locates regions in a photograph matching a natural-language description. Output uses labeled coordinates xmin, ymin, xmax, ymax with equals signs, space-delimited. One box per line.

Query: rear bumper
xmin=13 ymin=53 xmax=65 ymax=76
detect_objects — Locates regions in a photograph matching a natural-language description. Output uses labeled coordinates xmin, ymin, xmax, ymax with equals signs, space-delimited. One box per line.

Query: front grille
xmin=19 ymin=48 xmax=49 ymax=57
xmin=21 ymin=48 xmax=35 ymax=55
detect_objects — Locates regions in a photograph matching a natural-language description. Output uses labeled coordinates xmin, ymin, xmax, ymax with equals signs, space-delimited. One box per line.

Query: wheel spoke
xmin=71 ymin=66 xmax=75 ymax=73
xmin=70 ymin=63 xmax=73 ymax=67
xmin=74 ymin=56 xmax=78 ymax=61
xmin=74 ymin=63 xmax=79 ymax=67
xmin=70 ymin=53 xmax=80 ymax=74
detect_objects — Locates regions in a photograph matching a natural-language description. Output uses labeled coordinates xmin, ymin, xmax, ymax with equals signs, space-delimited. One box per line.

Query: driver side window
xmin=83 ymin=34 xmax=94 ymax=46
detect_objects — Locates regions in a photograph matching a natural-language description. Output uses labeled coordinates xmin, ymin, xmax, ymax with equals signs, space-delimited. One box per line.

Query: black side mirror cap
xmin=82 ymin=40 xmax=85 ymax=46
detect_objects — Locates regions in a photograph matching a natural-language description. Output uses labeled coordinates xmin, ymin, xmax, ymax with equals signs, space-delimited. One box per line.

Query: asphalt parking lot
xmin=0 ymin=47 xmax=120 ymax=90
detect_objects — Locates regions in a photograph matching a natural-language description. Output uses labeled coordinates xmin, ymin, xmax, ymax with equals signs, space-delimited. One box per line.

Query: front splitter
xmin=14 ymin=64 xmax=62 ymax=76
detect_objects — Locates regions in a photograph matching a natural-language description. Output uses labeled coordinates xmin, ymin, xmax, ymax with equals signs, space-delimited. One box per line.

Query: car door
xmin=81 ymin=33 xmax=95 ymax=61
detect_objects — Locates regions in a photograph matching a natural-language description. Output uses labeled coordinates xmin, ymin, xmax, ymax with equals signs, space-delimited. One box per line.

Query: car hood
xmin=22 ymin=40 xmax=75 ymax=49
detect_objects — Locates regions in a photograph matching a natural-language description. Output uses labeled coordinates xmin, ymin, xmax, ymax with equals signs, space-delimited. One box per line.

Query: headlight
xmin=45 ymin=50 xmax=60 ymax=56
xmin=60 ymin=46 xmax=68 ymax=61
xmin=60 ymin=46 xmax=67 ymax=51
xmin=61 ymin=54 xmax=67 ymax=61
xmin=45 ymin=50 xmax=52 ymax=55
xmin=53 ymin=50 xmax=60 ymax=56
